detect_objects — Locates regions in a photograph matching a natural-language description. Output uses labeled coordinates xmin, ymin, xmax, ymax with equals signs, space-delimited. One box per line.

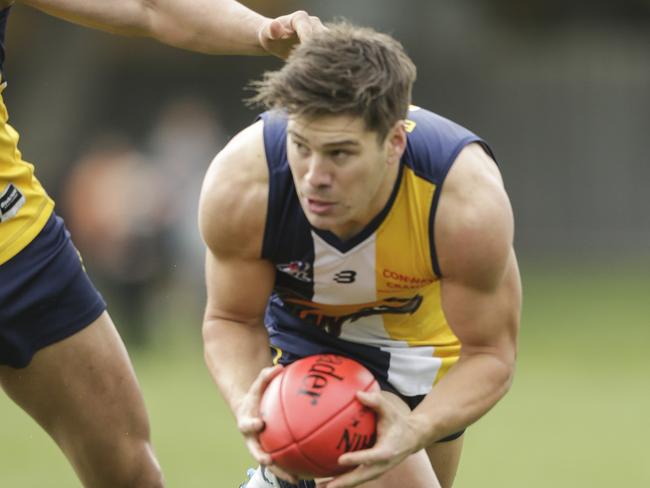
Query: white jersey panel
xmin=381 ymin=345 xmax=442 ymax=397
xmin=311 ymin=231 xmax=390 ymax=345
xmin=311 ymin=231 xmax=377 ymax=304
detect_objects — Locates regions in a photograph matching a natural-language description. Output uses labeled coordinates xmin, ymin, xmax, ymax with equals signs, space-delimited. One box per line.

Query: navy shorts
xmin=271 ymin=346 xmax=464 ymax=443
xmin=0 ymin=213 xmax=106 ymax=368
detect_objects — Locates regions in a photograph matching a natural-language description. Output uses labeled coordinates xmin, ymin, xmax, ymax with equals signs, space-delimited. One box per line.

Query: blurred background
xmin=1 ymin=0 xmax=649 ymax=486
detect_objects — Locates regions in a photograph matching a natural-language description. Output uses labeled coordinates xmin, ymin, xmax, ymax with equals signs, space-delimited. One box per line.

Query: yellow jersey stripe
xmin=0 ymin=79 xmax=54 ymax=264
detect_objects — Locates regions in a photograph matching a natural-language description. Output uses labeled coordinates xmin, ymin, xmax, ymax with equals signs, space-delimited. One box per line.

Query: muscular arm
xmin=18 ymin=0 xmax=318 ymax=56
xmin=198 ymin=121 xmax=275 ymax=415
xmin=409 ymin=143 xmax=522 ymax=446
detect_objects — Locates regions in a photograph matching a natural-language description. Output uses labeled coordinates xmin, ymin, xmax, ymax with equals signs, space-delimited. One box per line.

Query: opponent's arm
xmin=19 ymin=0 xmax=323 ymax=57
xmin=329 ymin=143 xmax=521 ymax=488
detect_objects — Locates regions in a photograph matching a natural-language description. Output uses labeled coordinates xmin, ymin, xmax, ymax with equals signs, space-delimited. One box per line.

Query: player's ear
xmin=385 ymin=120 xmax=407 ymax=165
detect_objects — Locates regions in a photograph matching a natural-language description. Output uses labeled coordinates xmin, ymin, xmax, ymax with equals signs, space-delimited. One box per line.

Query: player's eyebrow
xmin=288 ymin=129 xmax=361 ymax=148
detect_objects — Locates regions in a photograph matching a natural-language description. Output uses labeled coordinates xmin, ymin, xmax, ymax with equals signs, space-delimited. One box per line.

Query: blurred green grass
xmin=1 ymin=260 xmax=649 ymax=486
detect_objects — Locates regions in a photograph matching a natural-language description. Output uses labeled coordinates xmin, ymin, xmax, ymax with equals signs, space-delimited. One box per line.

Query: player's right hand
xmin=257 ymin=10 xmax=326 ymax=59
xmin=236 ymin=365 xmax=299 ymax=484
xmin=317 ymin=390 xmax=422 ymax=488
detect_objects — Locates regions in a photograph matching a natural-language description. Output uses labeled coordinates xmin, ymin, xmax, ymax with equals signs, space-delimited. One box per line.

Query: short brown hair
xmin=248 ymin=22 xmax=417 ymax=141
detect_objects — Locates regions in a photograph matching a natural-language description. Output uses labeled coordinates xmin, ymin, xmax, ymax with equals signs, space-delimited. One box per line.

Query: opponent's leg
xmin=0 ymin=312 xmax=163 ymax=488
xmin=425 ymin=434 xmax=464 ymax=488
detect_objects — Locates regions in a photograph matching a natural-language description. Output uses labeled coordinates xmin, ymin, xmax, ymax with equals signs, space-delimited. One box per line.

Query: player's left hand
xmin=257 ymin=10 xmax=326 ymax=59
xmin=235 ymin=365 xmax=300 ymax=485
xmin=314 ymin=390 xmax=422 ymax=488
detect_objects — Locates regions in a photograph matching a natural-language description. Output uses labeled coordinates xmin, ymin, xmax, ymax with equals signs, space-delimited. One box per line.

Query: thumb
xmin=267 ymin=18 xmax=292 ymax=40
xmin=356 ymin=389 xmax=383 ymax=408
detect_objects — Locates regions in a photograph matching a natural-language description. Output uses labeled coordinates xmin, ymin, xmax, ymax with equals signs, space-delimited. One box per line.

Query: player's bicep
xmin=435 ymin=144 xmax=521 ymax=359
xmin=198 ymin=119 xmax=270 ymax=324
xmin=441 ymin=249 xmax=521 ymax=360
xmin=204 ymin=250 xmax=275 ymax=324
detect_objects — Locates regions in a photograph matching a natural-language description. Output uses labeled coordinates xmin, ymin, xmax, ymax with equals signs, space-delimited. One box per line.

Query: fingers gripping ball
xmin=259 ymin=354 xmax=379 ymax=479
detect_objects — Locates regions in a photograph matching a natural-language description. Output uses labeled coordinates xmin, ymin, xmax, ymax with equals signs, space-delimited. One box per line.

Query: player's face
xmin=287 ymin=114 xmax=406 ymax=240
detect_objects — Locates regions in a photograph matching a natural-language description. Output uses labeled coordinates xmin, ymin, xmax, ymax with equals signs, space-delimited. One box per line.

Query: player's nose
xmin=304 ymin=157 xmax=333 ymax=188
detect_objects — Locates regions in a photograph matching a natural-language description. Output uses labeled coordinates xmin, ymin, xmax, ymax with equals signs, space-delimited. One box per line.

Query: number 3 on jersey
xmin=333 ymin=270 xmax=357 ymax=284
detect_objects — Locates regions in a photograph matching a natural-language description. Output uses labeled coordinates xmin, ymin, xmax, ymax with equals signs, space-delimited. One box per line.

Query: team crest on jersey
xmin=276 ymin=260 xmax=312 ymax=282
xmin=0 ymin=183 xmax=26 ymax=222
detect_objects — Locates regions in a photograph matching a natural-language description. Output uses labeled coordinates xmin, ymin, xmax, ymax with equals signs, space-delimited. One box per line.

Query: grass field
xmin=1 ymin=260 xmax=649 ymax=487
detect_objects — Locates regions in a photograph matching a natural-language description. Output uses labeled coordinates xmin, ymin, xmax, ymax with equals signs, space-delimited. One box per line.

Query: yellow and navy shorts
xmin=0 ymin=212 xmax=106 ymax=368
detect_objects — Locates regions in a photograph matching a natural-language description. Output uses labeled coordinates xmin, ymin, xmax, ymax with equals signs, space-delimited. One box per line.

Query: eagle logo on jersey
xmin=281 ymin=294 xmax=423 ymax=337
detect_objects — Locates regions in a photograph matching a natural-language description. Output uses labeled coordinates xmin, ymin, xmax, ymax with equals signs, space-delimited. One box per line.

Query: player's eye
xmin=330 ymin=149 xmax=351 ymax=162
xmin=294 ymin=141 xmax=310 ymax=156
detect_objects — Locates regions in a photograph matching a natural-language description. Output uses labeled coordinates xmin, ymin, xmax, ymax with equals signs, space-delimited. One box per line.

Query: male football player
xmin=200 ymin=22 xmax=520 ymax=488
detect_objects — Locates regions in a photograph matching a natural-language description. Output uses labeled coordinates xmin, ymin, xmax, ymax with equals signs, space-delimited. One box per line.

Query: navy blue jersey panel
xmin=266 ymin=301 xmax=394 ymax=388
xmin=402 ymin=107 xmax=493 ymax=184
xmin=259 ymin=110 xmax=315 ymax=299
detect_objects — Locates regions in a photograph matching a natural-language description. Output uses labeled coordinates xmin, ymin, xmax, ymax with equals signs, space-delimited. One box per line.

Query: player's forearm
xmin=202 ymin=317 xmax=273 ymax=415
xmin=408 ymin=351 xmax=515 ymax=448
xmin=22 ymin=0 xmax=268 ymax=55
xmin=138 ymin=0 xmax=268 ymax=55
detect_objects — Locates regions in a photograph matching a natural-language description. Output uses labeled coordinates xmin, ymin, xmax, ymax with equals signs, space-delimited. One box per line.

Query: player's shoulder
xmin=403 ymin=105 xmax=491 ymax=183
xmin=435 ymin=143 xmax=514 ymax=288
xmin=198 ymin=120 xmax=268 ymax=259
xmin=406 ymin=105 xmax=476 ymax=140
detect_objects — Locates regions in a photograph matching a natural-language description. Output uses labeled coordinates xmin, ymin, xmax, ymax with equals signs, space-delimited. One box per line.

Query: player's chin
xmin=304 ymin=213 xmax=339 ymax=230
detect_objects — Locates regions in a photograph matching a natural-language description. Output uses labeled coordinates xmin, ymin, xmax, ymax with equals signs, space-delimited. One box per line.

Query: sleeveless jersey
xmin=260 ymin=106 xmax=494 ymax=397
xmin=0 ymin=6 xmax=55 ymax=264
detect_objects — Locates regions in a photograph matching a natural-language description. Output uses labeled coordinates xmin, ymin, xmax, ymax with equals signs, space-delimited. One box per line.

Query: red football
xmin=259 ymin=354 xmax=379 ymax=479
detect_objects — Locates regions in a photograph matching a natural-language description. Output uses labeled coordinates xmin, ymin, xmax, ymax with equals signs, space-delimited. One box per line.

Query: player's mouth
xmin=306 ymin=197 xmax=335 ymax=215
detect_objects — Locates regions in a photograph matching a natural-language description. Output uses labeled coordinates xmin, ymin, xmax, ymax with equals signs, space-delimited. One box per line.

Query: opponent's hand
xmin=235 ymin=364 xmax=299 ymax=484
xmin=315 ymin=390 xmax=421 ymax=488
xmin=257 ymin=10 xmax=326 ymax=59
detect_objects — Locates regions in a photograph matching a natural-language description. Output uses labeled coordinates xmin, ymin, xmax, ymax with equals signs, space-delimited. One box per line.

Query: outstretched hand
xmin=235 ymin=364 xmax=299 ymax=484
xmin=315 ymin=390 xmax=422 ymax=488
xmin=257 ymin=10 xmax=326 ymax=59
